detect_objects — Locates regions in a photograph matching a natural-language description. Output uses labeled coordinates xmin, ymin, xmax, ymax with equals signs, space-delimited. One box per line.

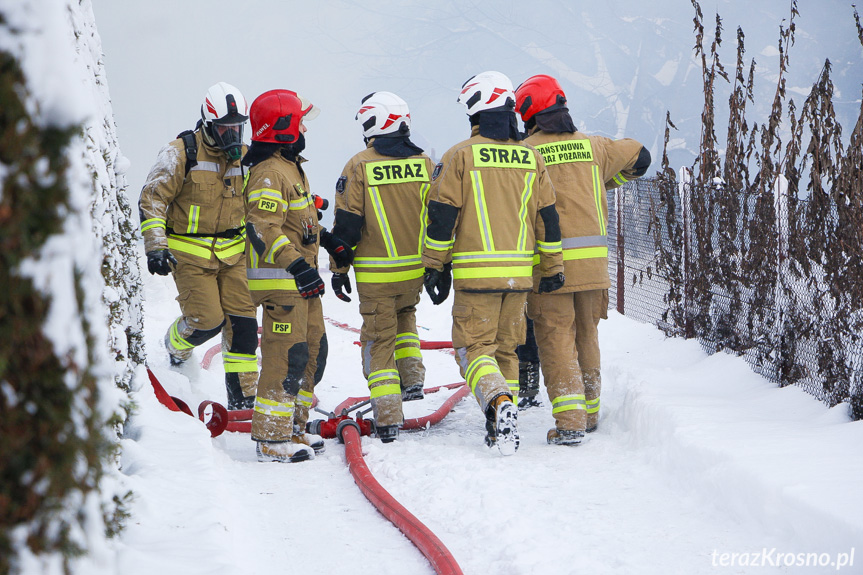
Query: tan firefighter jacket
xmin=422 ymin=126 xmax=564 ymax=292
xmin=139 ymin=130 xmax=248 ymax=269
xmin=332 ymin=142 xmax=434 ymax=298
xmin=523 ymin=129 xmax=645 ymax=292
xmin=244 ymin=153 xmax=320 ymax=305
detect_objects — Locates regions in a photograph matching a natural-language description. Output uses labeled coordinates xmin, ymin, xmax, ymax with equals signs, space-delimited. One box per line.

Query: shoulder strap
xmin=175 ymin=129 xmax=198 ymax=178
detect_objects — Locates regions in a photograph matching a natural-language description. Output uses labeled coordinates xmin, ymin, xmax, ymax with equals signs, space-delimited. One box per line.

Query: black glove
xmin=424 ymin=263 xmax=452 ymax=305
xmin=332 ymin=272 xmax=352 ymax=302
xmin=538 ymin=272 xmax=565 ymax=293
xmin=288 ymin=259 xmax=325 ymax=298
xmin=146 ymin=249 xmax=177 ymax=276
xmin=319 ymin=229 xmax=354 ymax=268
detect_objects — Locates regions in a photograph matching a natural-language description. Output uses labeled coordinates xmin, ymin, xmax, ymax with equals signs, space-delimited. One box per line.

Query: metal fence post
xmin=616 ymin=187 xmax=625 ymax=314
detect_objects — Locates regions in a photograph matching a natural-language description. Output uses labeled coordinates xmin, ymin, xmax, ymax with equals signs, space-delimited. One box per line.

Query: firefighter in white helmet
xmin=139 ymin=81 xmax=259 ymax=411
xmin=242 ymin=89 xmax=351 ymax=462
xmin=421 ymin=71 xmax=565 ymax=455
xmin=515 ymin=74 xmax=651 ymax=444
xmin=328 ymin=91 xmax=434 ymax=443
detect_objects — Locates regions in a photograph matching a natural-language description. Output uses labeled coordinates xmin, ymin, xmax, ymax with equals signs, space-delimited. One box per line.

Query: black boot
xmin=518 ymin=360 xmax=541 ymax=410
xmin=225 ymin=373 xmax=255 ymax=410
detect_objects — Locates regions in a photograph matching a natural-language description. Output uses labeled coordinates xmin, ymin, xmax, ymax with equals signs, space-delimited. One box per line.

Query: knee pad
xmin=227 ymin=314 xmax=258 ymax=354
xmin=281 ymin=342 xmax=310 ymax=396
xmin=313 ymin=333 xmax=328 ymax=385
xmin=184 ymin=320 xmax=225 ymax=347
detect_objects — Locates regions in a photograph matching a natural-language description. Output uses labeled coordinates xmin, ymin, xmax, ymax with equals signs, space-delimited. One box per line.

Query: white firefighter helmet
xmin=457 ymin=71 xmax=515 ymax=116
xmin=200 ymin=81 xmax=249 ymax=159
xmin=356 ymin=91 xmax=411 ymax=138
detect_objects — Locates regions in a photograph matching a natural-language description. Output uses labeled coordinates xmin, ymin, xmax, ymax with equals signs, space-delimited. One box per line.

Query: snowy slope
xmin=117 ymin=256 xmax=863 ymax=575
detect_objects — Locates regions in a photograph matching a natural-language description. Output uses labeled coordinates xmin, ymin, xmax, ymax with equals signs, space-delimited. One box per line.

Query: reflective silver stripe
xmin=368 ymin=186 xmax=397 ymax=257
xmin=190 ymin=161 xmax=220 ymax=173
xmin=452 ymin=252 xmax=532 ymax=262
xmin=353 ymin=256 xmax=421 ymax=267
xmin=247 ymin=268 xmax=295 ymax=279
xmin=225 ymin=167 xmax=243 ymax=178
xmin=561 ymin=236 xmax=607 ymax=249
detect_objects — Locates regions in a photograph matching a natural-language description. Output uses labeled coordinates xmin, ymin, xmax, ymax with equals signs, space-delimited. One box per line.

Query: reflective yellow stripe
xmin=552 ymin=394 xmax=586 ymax=413
xmin=586 ymin=397 xmax=600 ymax=414
xmin=394 ymin=347 xmax=422 ymax=360
xmin=368 ymin=369 xmax=400 ymax=386
xmin=424 ymin=236 xmax=454 ymax=251
xmin=355 ymin=268 xmax=424 ymax=283
xmin=466 ymin=355 xmax=499 ymax=393
xmin=167 ymin=237 xmax=212 ymax=259
xmin=536 ymin=240 xmax=563 ymax=254
xmin=248 ymin=188 xmax=289 ymax=210
xmin=470 ymin=170 xmax=494 ymax=252
xmin=452 ymin=266 xmax=533 ymax=280
xmin=453 ymin=251 xmax=533 ymax=264
xmin=265 ymin=235 xmax=290 ymax=263
xmin=353 ymin=255 xmax=422 ymax=267
xmin=247 ymin=279 xmax=297 ymax=291
xmin=368 ymin=186 xmax=397 ymax=258
xmin=517 ymin=172 xmax=535 ymax=251
xmin=187 ymin=205 xmax=200 ymax=234
xmin=223 ymin=351 xmax=257 ymax=373
xmin=169 ymin=318 xmax=194 ymax=350
xmin=370 ymin=383 xmax=402 ymax=399
xmin=418 ymin=182 xmax=430 ymax=254
xmin=613 ymin=172 xmax=628 ymax=186
xmin=507 ymin=380 xmax=519 ymax=406
xmin=297 ymin=389 xmax=314 ymax=408
xmin=592 ymin=165 xmax=606 ymax=236
xmin=289 ymin=195 xmax=313 ymax=210
xmin=254 ymin=396 xmax=294 ymax=417
xmin=141 ymin=217 xmax=166 ymax=232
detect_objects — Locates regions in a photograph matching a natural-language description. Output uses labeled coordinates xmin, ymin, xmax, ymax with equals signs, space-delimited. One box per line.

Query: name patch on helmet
xmin=534 ymin=139 xmax=594 ymax=165
xmin=472 ymin=144 xmax=536 ymax=169
xmin=365 ymin=159 xmax=428 ymax=185
xmin=335 ymin=175 xmax=347 ymax=194
xmin=432 ymin=163 xmax=443 ymax=181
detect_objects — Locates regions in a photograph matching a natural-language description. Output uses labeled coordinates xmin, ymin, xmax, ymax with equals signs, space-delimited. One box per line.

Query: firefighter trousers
xmin=252 ymin=298 xmax=313 ymax=443
xmin=168 ymin=258 xmax=258 ymax=399
xmin=452 ymin=290 xmax=526 ymax=415
xmin=359 ymin=289 xmax=425 ymax=427
xmin=527 ymin=288 xmax=607 ymax=432
xmin=295 ymin=297 xmax=327 ymax=434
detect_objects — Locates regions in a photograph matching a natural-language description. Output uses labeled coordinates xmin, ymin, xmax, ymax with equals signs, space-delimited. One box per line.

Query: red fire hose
xmin=339 ymin=416 xmax=465 ymax=575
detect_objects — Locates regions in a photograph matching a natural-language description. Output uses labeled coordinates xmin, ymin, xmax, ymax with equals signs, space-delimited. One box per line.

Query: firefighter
xmin=421 ymin=71 xmax=565 ymax=455
xmin=139 ymin=82 xmax=258 ymax=411
xmin=515 ymin=74 xmax=652 ymax=444
xmin=242 ymin=89 xmax=350 ymax=463
xmin=328 ymin=91 xmax=434 ymax=443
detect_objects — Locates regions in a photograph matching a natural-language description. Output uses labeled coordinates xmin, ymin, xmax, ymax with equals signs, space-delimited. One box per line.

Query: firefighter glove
xmin=146 ymin=249 xmax=177 ymax=276
xmin=424 ymin=263 xmax=452 ymax=305
xmin=332 ymin=272 xmax=352 ymax=302
xmin=538 ymin=272 xmax=565 ymax=293
xmin=320 ymin=229 xmax=354 ymax=268
xmin=288 ymin=259 xmax=325 ymax=299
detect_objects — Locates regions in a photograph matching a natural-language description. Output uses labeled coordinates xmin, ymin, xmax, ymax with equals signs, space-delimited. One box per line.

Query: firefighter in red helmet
xmin=242 ymin=89 xmax=351 ymax=462
xmin=515 ymin=74 xmax=652 ymax=444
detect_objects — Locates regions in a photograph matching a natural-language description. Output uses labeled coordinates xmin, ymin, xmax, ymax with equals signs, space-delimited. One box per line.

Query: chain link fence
xmin=608 ymin=176 xmax=863 ymax=420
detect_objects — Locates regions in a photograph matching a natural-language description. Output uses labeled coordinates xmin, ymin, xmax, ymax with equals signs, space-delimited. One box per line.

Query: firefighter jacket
xmin=139 ymin=130 xmax=247 ymax=269
xmin=422 ymin=126 xmax=564 ymax=292
xmin=523 ymin=129 xmax=646 ymax=292
xmin=331 ymin=142 xmax=434 ymax=297
xmin=244 ymin=153 xmax=320 ymax=305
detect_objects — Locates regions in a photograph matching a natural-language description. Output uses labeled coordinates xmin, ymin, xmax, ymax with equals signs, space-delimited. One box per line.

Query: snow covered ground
xmin=115 ymin=256 xmax=863 ymax=575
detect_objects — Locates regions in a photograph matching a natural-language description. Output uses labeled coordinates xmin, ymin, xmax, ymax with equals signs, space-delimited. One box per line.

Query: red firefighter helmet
xmin=249 ymin=89 xmax=320 ymax=144
xmin=514 ymin=74 xmax=567 ymax=123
